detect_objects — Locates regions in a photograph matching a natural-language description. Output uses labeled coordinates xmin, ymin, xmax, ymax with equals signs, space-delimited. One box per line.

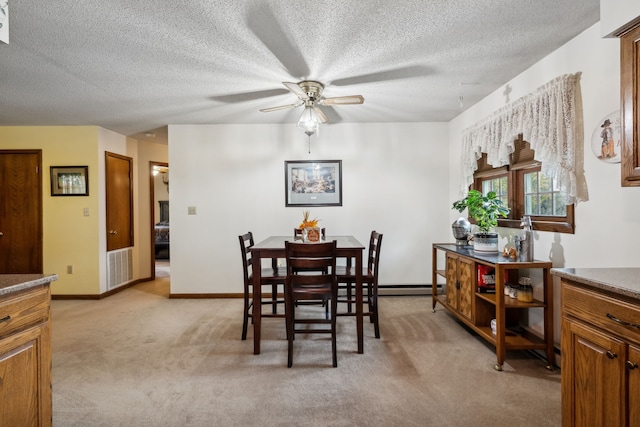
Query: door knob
xmin=0 ymin=231 xmax=3 ymax=236
xmin=627 ymin=360 xmax=638 ymax=370
xmin=606 ymin=350 xmax=618 ymax=360
xmin=109 ymin=230 xmax=118 ymax=235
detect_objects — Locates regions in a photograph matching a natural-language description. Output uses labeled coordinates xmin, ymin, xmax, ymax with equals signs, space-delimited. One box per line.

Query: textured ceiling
xmin=0 ymin=1 xmax=599 ymax=144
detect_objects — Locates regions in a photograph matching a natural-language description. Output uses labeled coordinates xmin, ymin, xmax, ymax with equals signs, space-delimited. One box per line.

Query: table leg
xmin=356 ymin=251 xmax=363 ymax=354
xmin=252 ymin=256 xmax=262 ymax=355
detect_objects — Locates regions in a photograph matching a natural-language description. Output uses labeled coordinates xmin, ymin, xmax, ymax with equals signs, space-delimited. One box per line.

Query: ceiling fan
xmin=259 ymin=81 xmax=364 ymax=134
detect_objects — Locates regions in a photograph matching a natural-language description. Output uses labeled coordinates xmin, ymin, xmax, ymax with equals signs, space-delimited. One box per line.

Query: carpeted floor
xmin=51 ymin=278 xmax=561 ymax=426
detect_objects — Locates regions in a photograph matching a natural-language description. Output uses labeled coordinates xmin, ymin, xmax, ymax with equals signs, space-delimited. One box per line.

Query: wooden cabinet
xmin=620 ymin=24 xmax=640 ymax=186
xmin=432 ymin=244 xmax=554 ymax=371
xmin=0 ymin=283 xmax=52 ymax=427
xmin=560 ymin=279 xmax=640 ymax=427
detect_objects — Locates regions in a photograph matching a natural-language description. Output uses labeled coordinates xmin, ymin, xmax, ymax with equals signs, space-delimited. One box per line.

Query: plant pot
xmin=473 ymin=232 xmax=499 ymax=253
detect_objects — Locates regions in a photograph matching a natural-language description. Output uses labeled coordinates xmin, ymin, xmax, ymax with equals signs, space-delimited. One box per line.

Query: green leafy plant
xmin=452 ymin=190 xmax=510 ymax=234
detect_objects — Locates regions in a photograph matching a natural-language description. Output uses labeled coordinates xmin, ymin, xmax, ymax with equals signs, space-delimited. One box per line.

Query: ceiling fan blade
xmin=246 ymin=4 xmax=310 ymax=78
xmin=319 ymin=95 xmax=364 ymax=106
xmin=210 ymin=88 xmax=289 ymax=103
xmin=314 ymin=107 xmax=328 ymax=124
xmin=331 ymin=65 xmax=430 ymax=86
xmin=259 ymin=102 xmax=302 ymax=113
xmin=283 ymin=82 xmax=309 ymax=100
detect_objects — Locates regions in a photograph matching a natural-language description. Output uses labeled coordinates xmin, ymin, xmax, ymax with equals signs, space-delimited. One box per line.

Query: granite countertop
xmin=0 ymin=274 xmax=58 ymax=297
xmin=551 ymin=268 xmax=640 ymax=300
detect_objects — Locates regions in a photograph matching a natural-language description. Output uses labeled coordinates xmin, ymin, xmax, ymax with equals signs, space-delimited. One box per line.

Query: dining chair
xmin=238 ymin=232 xmax=287 ymax=340
xmin=285 ymin=240 xmax=338 ymax=368
xmin=336 ymin=231 xmax=383 ymax=339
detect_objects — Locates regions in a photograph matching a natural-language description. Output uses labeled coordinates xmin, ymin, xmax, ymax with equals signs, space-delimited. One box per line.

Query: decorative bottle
xmin=519 ymin=215 xmax=534 ymax=262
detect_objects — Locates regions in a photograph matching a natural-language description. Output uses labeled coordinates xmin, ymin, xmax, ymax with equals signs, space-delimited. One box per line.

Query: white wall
xmin=448 ymin=22 xmax=640 ymax=343
xmin=600 ymin=0 xmax=640 ymax=36
xmin=168 ymin=122 xmax=450 ymax=294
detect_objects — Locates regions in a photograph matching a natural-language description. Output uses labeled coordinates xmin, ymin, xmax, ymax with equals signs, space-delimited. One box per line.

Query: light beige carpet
xmin=51 ymin=279 xmax=560 ymax=426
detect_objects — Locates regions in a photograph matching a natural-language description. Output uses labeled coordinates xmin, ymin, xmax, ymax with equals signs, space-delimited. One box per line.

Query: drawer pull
xmin=0 ymin=315 xmax=10 ymax=323
xmin=606 ymin=350 xmax=618 ymax=360
xmin=627 ymin=361 xmax=639 ymax=370
xmin=606 ymin=313 xmax=640 ymax=329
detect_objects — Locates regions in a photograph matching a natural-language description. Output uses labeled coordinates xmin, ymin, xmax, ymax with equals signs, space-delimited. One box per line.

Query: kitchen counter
xmin=0 ymin=274 xmax=58 ymax=296
xmin=551 ymin=267 xmax=640 ymax=301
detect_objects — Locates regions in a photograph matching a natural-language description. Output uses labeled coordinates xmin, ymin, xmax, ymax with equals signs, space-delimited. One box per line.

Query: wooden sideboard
xmin=620 ymin=23 xmax=640 ymax=186
xmin=0 ymin=274 xmax=57 ymax=427
xmin=553 ymin=268 xmax=640 ymax=427
xmin=432 ymin=244 xmax=554 ymax=371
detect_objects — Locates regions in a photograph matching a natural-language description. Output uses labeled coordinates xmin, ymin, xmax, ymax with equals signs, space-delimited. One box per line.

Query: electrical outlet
xmin=67 ymin=265 xmax=74 ymax=274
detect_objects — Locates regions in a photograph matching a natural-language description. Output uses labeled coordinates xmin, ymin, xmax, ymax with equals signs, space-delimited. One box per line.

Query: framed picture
xmin=285 ymin=160 xmax=342 ymax=207
xmin=50 ymin=166 xmax=89 ymax=196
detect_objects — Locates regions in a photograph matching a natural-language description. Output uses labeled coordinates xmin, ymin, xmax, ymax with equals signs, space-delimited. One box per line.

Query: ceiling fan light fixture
xmin=297 ymin=105 xmax=320 ymax=136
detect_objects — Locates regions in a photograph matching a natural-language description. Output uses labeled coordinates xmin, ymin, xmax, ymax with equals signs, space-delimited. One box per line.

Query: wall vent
xmin=107 ymin=247 xmax=133 ymax=289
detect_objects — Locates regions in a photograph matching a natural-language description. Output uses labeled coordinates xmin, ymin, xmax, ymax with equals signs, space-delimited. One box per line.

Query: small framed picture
xmin=285 ymin=160 xmax=342 ymax=207
xmin=50 ymin=166 xmax=89 ymax=196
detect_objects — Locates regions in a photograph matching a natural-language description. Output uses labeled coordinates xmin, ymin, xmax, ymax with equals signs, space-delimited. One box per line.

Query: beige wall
xmin=0 ymin=126 xmax=101 ymax=294
xmin=0 ymin=126 xmax=168 ymax=295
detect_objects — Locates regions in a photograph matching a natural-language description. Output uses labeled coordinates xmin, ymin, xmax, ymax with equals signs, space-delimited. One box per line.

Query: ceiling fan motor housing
xmin=299 ymin=81 xmax=324 ymax=100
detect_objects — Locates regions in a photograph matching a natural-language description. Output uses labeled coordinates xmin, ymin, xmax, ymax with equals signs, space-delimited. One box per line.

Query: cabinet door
xmin=0 ymin=324 xmax=49 ymax=426
xmin=458 ymin=257 xmax=474 ymax=320
xmin=445 ymin=254 xmax=458 ymax=310
xmin=444 ymin=254 xmax=473 ymax=320
xmin=629 ymin=344 xmax=640 ymax=427
xmin=562 ymin=319 xmax=624 ymax=427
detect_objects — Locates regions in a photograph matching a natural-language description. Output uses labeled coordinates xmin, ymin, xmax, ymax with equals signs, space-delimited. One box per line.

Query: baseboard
xmin=51 ymin=278 xmax=144 ymax=300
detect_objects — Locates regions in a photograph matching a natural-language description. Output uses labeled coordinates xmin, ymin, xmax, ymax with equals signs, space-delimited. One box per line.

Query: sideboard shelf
xmin=431 ymin=243 xmax=555 ymax=371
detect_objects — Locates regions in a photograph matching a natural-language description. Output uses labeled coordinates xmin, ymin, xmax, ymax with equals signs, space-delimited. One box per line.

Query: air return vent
xmin=107 ymin=248 xmax=133 ymax=289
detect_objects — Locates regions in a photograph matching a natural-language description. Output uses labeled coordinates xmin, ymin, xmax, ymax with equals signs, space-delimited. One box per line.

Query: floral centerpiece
xmin=299 ymin=210 xmax=321 ymax=242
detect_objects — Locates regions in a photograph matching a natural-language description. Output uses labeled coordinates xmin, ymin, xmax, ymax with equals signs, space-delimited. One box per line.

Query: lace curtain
xmin=460 ymin=73 xmax=588 ymax=204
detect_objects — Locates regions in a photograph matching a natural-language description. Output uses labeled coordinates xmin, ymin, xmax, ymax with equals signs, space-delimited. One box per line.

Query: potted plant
xmin=452 ymin=189 xmax=510 ymax=252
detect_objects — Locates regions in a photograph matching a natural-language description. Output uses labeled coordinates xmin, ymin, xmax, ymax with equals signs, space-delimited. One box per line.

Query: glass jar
xmin=518 ymin=284 xmax=533 ymax=303
xmin=508 ymin=285 xmax=518 ymax=299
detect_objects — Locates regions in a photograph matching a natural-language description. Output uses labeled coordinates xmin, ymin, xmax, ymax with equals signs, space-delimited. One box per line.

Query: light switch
xmin=188 ymin=206 xmax=197 ymax=215
xmin=83 ymin=207 xmax=90 ymax=216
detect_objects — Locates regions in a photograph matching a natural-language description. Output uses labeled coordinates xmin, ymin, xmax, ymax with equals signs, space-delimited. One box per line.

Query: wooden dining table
xmin=249 ymin=235 xmax=366 ymax=355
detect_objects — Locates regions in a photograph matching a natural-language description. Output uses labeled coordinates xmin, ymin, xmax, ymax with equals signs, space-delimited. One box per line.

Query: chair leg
xmin=285 ymin=294 xmax=294 ymax=368
xmin=242 ymin=288 xmax=250 ymax=340
xmin=272 ymin=285 xmax=278 ymax=314
xmin=346 ymin=282 xmax=353 ymax=313
xmin=331 ymin=296 xmax=338 ymax=367
xmin=372 ymin=284 xmax=380 ymax=339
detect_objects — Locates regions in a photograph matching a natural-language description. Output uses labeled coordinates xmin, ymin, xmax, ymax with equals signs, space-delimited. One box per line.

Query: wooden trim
xmin=51 ymin=278 xmax=144 ymax=299
xmin=620 ymin=25 xmax=640 ymax=186
xmin=170 ymin=293 xmax=243 ymax=299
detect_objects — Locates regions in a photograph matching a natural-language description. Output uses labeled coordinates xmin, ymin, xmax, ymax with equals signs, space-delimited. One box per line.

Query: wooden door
xmin=0 ymin=151 xmax=43 ymax=273
xmin=561 ymin=319 xmax=624 ymax=427
xmin=105 ymin=152 xmax=133 ymax=251
xmin=628 ymin=344 xmax=640 ymax=427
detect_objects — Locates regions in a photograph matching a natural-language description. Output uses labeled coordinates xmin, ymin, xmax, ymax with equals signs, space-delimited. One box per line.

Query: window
xmin=471 ymin=136 xmax=575 ymax=234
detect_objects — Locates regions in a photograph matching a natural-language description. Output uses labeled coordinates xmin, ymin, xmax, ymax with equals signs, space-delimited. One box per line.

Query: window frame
xmin=470 ymin=137 xmax=575 ymax=234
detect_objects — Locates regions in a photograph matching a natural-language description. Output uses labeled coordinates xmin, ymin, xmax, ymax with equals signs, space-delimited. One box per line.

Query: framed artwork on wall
xmin=285 ymin=160 xmax=342 ymax=207
xmin=50 ymin=166 xmax=89 ymax=196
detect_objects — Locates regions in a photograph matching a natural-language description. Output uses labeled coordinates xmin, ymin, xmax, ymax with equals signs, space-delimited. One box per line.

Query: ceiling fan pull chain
xmin=308 ymin=134 xmax=311 ymax=153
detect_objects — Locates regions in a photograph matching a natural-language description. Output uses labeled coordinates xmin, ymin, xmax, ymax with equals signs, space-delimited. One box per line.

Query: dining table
xmin=249 ymin=235 xmax=366 ymax=355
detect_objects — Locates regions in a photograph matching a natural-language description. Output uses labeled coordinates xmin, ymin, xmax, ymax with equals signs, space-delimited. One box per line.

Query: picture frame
xmin=285 ymin=160 xmax=342 ymax=207
xmin=50 ymin=166 xmax=89 ymax=196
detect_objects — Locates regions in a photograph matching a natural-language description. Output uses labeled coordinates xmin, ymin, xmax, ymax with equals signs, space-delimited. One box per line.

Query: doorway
xmin=150 ymin=162 xmax=169 ymax=280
